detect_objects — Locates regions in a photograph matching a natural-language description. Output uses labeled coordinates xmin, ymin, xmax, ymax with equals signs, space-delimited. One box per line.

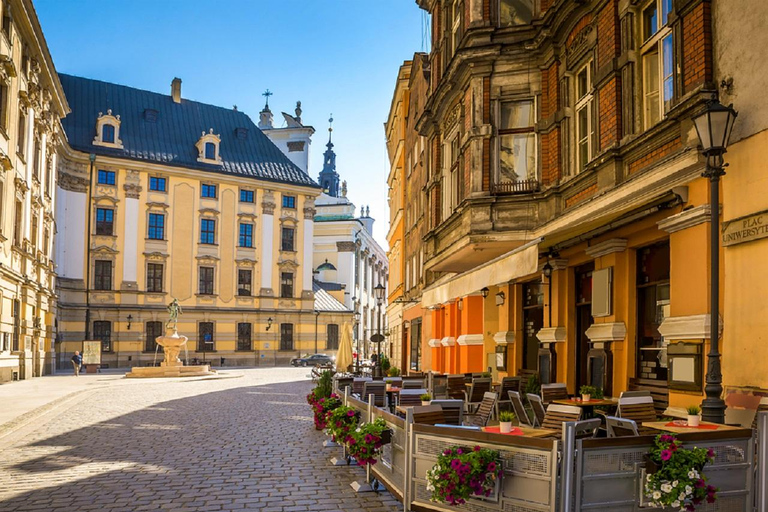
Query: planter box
xmin=644 ymin=453 xmax=661 ymax=475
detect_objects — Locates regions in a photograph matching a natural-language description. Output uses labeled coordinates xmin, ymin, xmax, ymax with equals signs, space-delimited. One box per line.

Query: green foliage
xmin=314 ymin=370 xmax=334 ymax=399
xmin=426 ymin=446 xmax=502 ymax=505
xmin=380 ymin=355 xmax=391 ymax=373
xmin=420 ymin=393 xmax=432 ymax=401
xmin=387 ymin=367 xmax=401 ymax=377
xmin=326 ymin=405 xmax=360 ymax=443
xmin=644 ymin=434 xmax=717 ymax=509
xmin=498 ymin=410 xmax=516 ymax=423
xmin=524 ymin=374 xmax=540 ymax=396
xmin=686 ymin=405 xmax=701 ymax=415
xmin=347 ymin=418 xmax=389 ymax=466
xmin=481 ymin=372 xmax=492 ymax=378
xmin=579 ymin=385 xmax=597 ymax=396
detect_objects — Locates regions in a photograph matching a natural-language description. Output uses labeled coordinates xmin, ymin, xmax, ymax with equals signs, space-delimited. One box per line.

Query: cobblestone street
xmin=0 ymin=369 xmax=402 ymax=512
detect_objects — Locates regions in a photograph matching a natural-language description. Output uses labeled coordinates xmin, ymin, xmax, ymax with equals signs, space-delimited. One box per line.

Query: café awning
xmin=421 ymin=239 xmax=540 ymax=308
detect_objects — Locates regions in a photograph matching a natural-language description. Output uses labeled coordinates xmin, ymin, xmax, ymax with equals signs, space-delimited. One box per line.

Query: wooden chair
xmin=518 ymin=369 xmax=539 ymax=390
xmin=508 ymin=391 xmax=533 ymax=428
xmin=527 ymin=393 xmax=546 ymax=427
xmin=398 ymin=389 xmax=428 ymax=407
xmin=351 ymin=377 xmax=372 ymax=398
xmin=617 ymin=395 xmax=657 ymax=435
xmin=629 ymin=377 xmax=669 ymax=416
xmin=362 ymin=381 xmax=388 ymax=408
xmin=431 ymin=374 xmax=448 ymax=399
xmin=541 ymin=404 xmax=583 ymax=437
xmin=465 ymin=392 xmax=497 ymax=427
xmin=411 ymin=405 xmax=446 ymax=425
xmin=465 ymin=377 xmax=492 ymax=413
xmin=334 ymin=376 xmax=353 ymax=395
xmin=495 ymin=377 xmax=521 ymax=417
xmin=605 ymin=416 xmax=640 ymax=437
xmin=447 ymin=374 xmax=466 ymax=400
xmin=430 ymin=399 xmax=464 ymax=425
xmin=402 ymin=377 xmax=425 ymax=389
xmin=541 ymin=383 xmax=569 ymax=404
xmin=572 ymin=418 xmax=602 ymax=439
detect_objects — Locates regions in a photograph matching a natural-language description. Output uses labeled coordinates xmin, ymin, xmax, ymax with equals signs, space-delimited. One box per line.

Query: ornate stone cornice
xmin=303 ymin=206 xmax=316 ymax=219
xmin=585 ymin=322 xmax=627 ymax=342
xmin=657 ymin=205 xmax=711 ymax=234
xmin=123 ymin=183 xmax=142 ymax=199
xmin=658 ymin=314 xmax=722 ymax=341
xmin=536 ymin=327 xmax=567 ymax=344
xmin=456 ymin=334 xmax=483 ymax=346
xmin=143 ymin=251 xmax=169 ymax=261
xmin=493 ymin=331 xmax=515 ymax=345
xmin=428 ymin=338 xmax=442 ymax=348
xmin=585 ymin=238 xmax=628 ymax=258
xmin=440 ymin=336 xmax=455 ymax=347
xmin=58 ymin=172 xmax=88 ymax=193
xmin=337 ymin=241 xmax=356 ymax=252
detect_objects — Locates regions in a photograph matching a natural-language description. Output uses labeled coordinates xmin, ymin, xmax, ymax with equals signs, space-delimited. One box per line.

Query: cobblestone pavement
xmin=0 ymin=368 xmax=402 ymax=512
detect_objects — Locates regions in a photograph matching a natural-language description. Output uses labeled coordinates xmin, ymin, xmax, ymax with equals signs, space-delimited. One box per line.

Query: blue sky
xmin=35 ymin=0 xmax=428 ymax=246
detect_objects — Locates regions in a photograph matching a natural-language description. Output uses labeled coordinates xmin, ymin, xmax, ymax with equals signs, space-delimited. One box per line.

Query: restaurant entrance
xmin=636 ymin=242 xmax=670 ymax=383
xmin=522 ymin=281 xmax=544 ymax=371
xmin=574 ymin=263 xmax=594 ymax=389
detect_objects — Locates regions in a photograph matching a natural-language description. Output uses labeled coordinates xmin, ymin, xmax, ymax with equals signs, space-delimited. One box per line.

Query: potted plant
xmin=421 ymin=393 xmax=432 ymax=406
xmin=579 ymin=385 xmax=596 ymax=402
xmin=426 ymin=445 xmax=502 ymax=505
xmin=498 ymin=410 xmax=516 ymax=433
xmin=387 ymin=367 xmax=401 ymax=377
xmin=325 ymin=405 xmax=360 ymax=444
xmin=687 ymin=405 xmax=701 ymax=427
xmin=346 ymin=417 xmax=391 ymax=466
xmin=644 ymin=434 xmax=717 ymax=510
xmin=481 ymin=371 xmax=492 ymax=378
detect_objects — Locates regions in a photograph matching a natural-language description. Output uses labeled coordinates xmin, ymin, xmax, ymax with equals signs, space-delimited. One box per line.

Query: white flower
xmin=653 ymin=491 xmax=661 ymax=500
xmin=678 ymin=492 xmax=686 ymax=501
xmin=661 ymin=483 xmax=672 ymax=493
xmin=672 ymin=480 xmax=679 ymax=487
xmin=685 ymin=485 xmax=693 ymax=495
xmin=672 ymin=500 xmax=680 ymax=508
xmin=647 ymin=474 xmax=652 ymax=482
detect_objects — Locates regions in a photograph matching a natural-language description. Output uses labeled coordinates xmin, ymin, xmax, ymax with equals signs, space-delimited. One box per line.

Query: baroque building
xmin=55 ymin=75 xmax=327 ymax=367
xmin=0 ymin=0 xmax=68 ymax=382
xmin=389 ymin=0 xmax=760 ymax=418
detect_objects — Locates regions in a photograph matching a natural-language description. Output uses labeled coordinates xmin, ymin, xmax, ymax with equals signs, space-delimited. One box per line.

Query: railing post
xmin=758 ymin=411 xmax=768 ymax=511
xmin=560 ymin=421 xmax=577 ymax=512
xmin=404 ymin=408 xmax=414 ymax=512
xmin=351 ymin=394 xmax=376 ymax=493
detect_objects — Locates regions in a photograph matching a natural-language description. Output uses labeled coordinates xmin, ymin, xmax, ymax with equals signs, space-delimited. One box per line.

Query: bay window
xmin=641 ymin=0 xmax=674 ymax=129
xmin=499 ymin=0 xmax=534 ymax=27
xmin=498 ymin=99 xmax=536 ymax=183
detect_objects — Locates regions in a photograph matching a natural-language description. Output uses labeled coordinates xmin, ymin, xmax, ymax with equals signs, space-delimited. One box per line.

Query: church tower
xmin=318 ymin=116 xmax=340 ymax=197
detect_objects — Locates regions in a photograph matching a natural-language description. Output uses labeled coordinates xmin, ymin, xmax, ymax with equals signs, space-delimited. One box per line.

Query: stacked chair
xmin=430 ymin=399 xmax=464 ymax=425
xmin=540 ymin=404 xmax=583 ymax=438
xmin=465 ymin=392 xmax=497 ymax=427
xmin=527 ymin=393 xmax=547 ymax=428
xmin=495 ymin=377 xmax=521 ymax=418
xmin=605 ymin=416 xmax=640 ymax=437
xmin=362 ymin=381 xmax=387 ymax=408
xmin=446 ymin=374 xmax=466 ymax=400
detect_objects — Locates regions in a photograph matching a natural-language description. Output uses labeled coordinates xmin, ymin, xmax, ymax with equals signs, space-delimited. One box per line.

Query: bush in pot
xmin=420 ymin=393 xmax=432 ymax=406
xmin=686 ymin=405 xmax=701 ymax=427
xmin=498 ymin=410 xmax=516 ymax=433
xmin=325 ymin=405 xmax=360 ymax=444
xmin=346 ymin=417 xmax=391 ymax=466
xmin=579 ymin=385 xmax=597 ymax=402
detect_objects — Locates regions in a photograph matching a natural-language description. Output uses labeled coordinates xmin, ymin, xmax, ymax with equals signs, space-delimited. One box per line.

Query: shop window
xmin=94 ymin=321 xmax=112 ymax=353
xmin=198 ymin=322 xmax=214 ymax=351
xmin=636 ymin=241 xmax=671 ymax=382
xmin=410 ymin=319 xmax=422 ymax=371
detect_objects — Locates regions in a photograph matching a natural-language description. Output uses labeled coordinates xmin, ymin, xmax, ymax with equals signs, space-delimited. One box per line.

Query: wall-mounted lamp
xmin=481 ymin=287 xmax=489 ymax=299
xmin=127 ymin=314 xmax=133 ymax=330
xmin=266 ymin=317 xmax=273 ymax=331
xmin=457 ymin=298 xmax=463 ymax=311
xmin=542 ymin=261 xmax=553 ymax=280
xmin=495 ymin=292 xmax=506 ymax=306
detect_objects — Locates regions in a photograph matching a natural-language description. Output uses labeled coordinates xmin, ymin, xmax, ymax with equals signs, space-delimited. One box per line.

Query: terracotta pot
xmin=499 ymin=422 xmax=513 ymax=433
xmin=687 ymin=415 xmax=700 ymax=427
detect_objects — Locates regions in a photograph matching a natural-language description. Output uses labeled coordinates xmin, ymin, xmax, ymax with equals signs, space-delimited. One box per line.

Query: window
xmin=498 ymin=100 xmax=536 ymax=182
xmin=204 ymin=142 xmax=216 ymax=160
xmin=2 ymin=9 xmax=10 ymax=41
xmin=94 ymin=260 xmax=112 ymax=290
xmin=239 ymin=223 xmax=253 ymax=248
xmin=33 ymin=138 xmax=40 ymax=180
xmin=98 ymin=170 xmax=116 ymax=185
xmin=238 ymin=269 xmax=252 ymax=296
xmin=148 ymin=213 xmax=165 ymax=240
xmin=199 ymin=266 xmax=214 ymax=295
xmin=149 ymin=176 xmax=166 ymax=192
xmin=641 ymin=0 xmax=674 ymax=129
xmin=282 ymin=195 xmax=296 ymax=209
xmin=237 ymin=323 xmax=252 ymax=351
xmin=200 ymin=219 xmax=216 ymax=244
xmin=198 ymin=322 xmax=214 ymax=352
xmin=240 ymin=189 xmax=254 ymax=203
xmin=575 ymin=63 xmax=594 ymax=170
xmin=95 ymin=208 xmax=114 ymax=235
xmin=146 ymin=263 xmax=164 ymax=292
xmin=281 ymin=226 xmax=295 ymax=251
xmin=326 ymin=324 xmax=339 ymax=350
xmin=410 ymin=319 xmax=422 ymax=370
xmin=93 ymin=321 xmax=112 ymax=353
xmin=281 ymin=272 xmax=294 ymax=298
xmin=13 ymin=200 xmax=21 ymax=246
xmin=280 ymin=323 xmax=294 ymax=351
xmin=450 ymin=0 xmax=461 ymax=57
xmin=102 ymin=124 xmax=115 ymax=144
xmin=45 ymin=158 xmax=52 ymax=196
xmin=499 ymin=0 xmax=534 ymax=26
xmin=145 ymin=321 xmax=163 ymax=353
xmin=17 ymin=110 xmax=25 ymax=156
xmin=43 ymin=227 xmax=50 ymax=256
xmin=0 ymin=83 xmax=8 ymax=131
xmin=30 ymin=214 xmax=37 ymax=249
xmin=201 ymin=183 xmax=217 ymax=198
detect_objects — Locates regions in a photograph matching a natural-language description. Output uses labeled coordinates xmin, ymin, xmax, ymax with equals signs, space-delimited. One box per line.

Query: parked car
xmin=290 ymin=353 xmax=335 ymax=367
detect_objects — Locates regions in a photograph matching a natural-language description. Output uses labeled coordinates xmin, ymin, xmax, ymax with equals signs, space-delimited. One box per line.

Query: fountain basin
xmin=125 ymin=328 xmax=216 ymax=378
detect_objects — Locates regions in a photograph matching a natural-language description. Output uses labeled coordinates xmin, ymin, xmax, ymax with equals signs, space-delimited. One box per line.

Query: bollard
xmin=559 ymin=421 xmax=577 ymax=512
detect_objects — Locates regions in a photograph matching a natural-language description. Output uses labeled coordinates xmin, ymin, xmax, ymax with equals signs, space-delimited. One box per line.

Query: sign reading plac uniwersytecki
xmin=722 ymin=210 xmax=768 ymax=247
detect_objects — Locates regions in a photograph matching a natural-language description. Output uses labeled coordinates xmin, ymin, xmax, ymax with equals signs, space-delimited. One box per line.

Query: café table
xmin=642 ymin=420 xmax=743 ymax=434
xmin=481 ymin=425 xmax=557 ymax=438
xmin=552 ymin=397 xmax=618 ymax=419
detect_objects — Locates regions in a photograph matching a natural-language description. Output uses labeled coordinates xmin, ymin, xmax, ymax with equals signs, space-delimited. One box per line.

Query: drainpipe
xmin=84 ymin=154 xmax=95 ymax=341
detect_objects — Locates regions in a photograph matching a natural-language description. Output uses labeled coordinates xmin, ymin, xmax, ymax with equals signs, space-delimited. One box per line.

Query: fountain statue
xmin=125 ymin=298 xmax=215 ymax=378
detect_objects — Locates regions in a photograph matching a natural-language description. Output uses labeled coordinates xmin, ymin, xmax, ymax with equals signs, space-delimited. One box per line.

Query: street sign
xmin=370 ymin=334 xmax=385 ymax=343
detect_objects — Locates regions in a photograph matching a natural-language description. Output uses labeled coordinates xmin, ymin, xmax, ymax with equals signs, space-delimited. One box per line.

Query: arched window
xmin=205 ymin=142 xmax=216 ymax=160
xmin=102 ymin=124 xmax=115 ymax=143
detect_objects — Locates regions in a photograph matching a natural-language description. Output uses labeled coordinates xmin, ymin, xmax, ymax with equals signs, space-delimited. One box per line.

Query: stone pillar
xmin=301 ymin=197 xmax=315 ymax=299
xmin=122 ymin=177 xmax=141 ymax=291
xmin=259 ymin=191 xmax=276 ymax=295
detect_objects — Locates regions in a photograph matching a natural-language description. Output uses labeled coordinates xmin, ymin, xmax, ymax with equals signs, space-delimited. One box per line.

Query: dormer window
xmin=196 ymin=128 xmax=222 ymax=164
xmin=93 ymin=110 xmax=123 ymax=149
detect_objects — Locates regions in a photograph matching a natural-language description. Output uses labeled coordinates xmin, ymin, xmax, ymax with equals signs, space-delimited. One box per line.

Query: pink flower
xmin=487 ymin=462 xmax=496 ymax=472
xmin=707 ymin=448 xmax=715 ymax=458
xmin=474 ymin=446 xmax=481 ymax=452
xmin=347 ymin=410 xmax=355 ymax=417
xmin=660 ymin=449 xmax=672 ymax=461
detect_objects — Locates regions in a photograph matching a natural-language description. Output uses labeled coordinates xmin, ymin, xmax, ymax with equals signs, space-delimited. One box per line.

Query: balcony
xmin=492 ymin=179 xmax=540 ymax=195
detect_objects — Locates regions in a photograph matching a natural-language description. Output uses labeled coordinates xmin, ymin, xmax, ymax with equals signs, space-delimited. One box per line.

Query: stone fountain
xmin=126 ymin=299 xmax=216 ymax=378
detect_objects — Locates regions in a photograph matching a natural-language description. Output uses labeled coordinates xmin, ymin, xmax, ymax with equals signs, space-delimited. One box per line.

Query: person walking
xmin=71 ymin=351 xmax=82 ymax=376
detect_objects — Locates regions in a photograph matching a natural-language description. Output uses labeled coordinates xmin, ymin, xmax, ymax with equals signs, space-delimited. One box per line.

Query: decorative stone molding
xmin=337 ymin=241 xmax=356 ymax=252
xmin=198 ymin=207 xmax=220 ymax=216
xmin=93 ymin=109 xmax=123 ymax=149
xmin=303 ymin=206 xmax=316 ymax=219
xmin=235 ymin=258 xmax=258 ymax=267
xmin=123 ymin=183 xmax=142 ymax=199
xmin=237 ymin=212 xmax=258 ymax=221
xmin=536 ymin=327 xmax=567 ymax=344
xmin=277 ymin=258 xmax=299 ymax=270
xmin=195 ymin=255 xmax=220 ymax=264
xmin=279 ymin=215 xmax=299 ymax=226
xmin=143 ymin=251 xmax=169 ymax=261
xmin=443 ymin=102 xmax=461 ymax=133
xmin=658 ymin=314 xmax=722 ymax=340
xmin=146 ymin=201 xmax=169 ymax=210
xmin=586 ymin=238 xmax=628 ymax=258
xmin=261 ymin=190 xmax=276 ymax=215
xmin=440 ymin=336 xmax=456 ymax=347
xmin=657 ymin=205 xmax=711 ymax=234
xmin=493 ymin=331 xmax=515 ymax=345
xmin=456 ymin=334 xmax=484 ymax=346
xmin=278 ymin=298 xmax=296 ymax=309
xmin=195 ymin=129 xmax=222 ymax=164
xmin=428 ymin=338 xmax=442 ymax=348
xmin=585 ymin=322 xmax=627 ymax=342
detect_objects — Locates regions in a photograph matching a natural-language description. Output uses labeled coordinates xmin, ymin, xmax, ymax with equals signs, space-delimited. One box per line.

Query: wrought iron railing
xmin=492 ymin=179 xmax=541 ymax=195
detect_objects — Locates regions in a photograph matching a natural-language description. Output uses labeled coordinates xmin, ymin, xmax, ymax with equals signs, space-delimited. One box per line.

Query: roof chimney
xmin=171 ymin=77 xmax=181 ymax=103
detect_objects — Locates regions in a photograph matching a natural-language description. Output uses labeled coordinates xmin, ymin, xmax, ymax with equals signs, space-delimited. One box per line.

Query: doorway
xmin=636 ymin=242 xmax=670 ymax=383
xmin=522 ymin=281 xmax=544 ymax=371
xmin=574 ymin=263 xmax=594 ymax=389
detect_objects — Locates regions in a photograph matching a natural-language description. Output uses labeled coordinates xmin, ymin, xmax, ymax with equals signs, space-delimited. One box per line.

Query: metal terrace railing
xmin=492 ymin=179 xmax=541 ymax=195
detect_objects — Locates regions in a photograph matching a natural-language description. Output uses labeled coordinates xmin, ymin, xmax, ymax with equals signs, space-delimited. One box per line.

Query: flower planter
xmin=499 ymin=421 xmax=513 ymax=433
xmin=643 ymin=453 xmax=662 ymax=475
xmin=582 ymin=394 xmax=591 ymax=402
xmin=380 ymin=428 xmax=392 ymax=445
xmin=422 ymin=400 xmax=431 ymax=406
xmin=687 ymin=415 xmax=700 ymax=427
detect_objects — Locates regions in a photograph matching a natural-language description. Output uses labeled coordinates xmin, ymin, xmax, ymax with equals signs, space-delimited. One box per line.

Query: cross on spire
xmin=262 ymin=89 xmax=273 ymax=107
xmin=328 ymin=114 xmax=334 ymax=142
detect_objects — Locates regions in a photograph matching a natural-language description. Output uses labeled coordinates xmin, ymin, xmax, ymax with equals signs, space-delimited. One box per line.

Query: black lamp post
xmin=372 ymin=283 xmax=386 ymax=378
xmin=542 ymin=261 xmax=553 ymax=327
xmin=353 ymin=311 xmax=361 ymax=374
xmin=314 ymin=309 xmax=320 ymax=355
xmin=691 ymin=96 xmax=738 ymax=424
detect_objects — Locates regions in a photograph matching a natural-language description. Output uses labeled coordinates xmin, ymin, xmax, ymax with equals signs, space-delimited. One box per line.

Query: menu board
xmin=82 ymin=340 xmax=102 ymax=365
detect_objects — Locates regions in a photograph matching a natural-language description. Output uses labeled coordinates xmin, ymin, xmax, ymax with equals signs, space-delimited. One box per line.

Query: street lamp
xmin=372 ymin=283 xmax=386 ymax=378
xmin=353 ymin=311 xmax=361 ymax=374
xmin=480 ymin=287 xmax=489 ymax=299
xmin=314 ymin=309 xmax=320 ymax=355
xmin=691 ymin=96 xmax=738 ymax=424
xmin=542 ymin=261 xmax=554 ymax=327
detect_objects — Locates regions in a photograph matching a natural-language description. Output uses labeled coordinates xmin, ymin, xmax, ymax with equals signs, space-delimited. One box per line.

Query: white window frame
xmin=495 ymin=98 xmax=538 ymax=184
xmin=640 ymin=0 xmax=674 ymax=130
xmin=451 ymin=0 xmax=461 ymax=57
xmin=574 ymin=62 xmax=594 ymax=171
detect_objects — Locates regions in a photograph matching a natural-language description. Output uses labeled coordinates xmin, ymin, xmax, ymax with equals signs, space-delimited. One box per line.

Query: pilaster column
xmin=260 ymin=191 xmax=276 ymax=295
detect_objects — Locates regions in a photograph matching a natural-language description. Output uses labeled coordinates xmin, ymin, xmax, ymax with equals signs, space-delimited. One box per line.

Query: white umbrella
xmin=335 ymin=322 xmax=353 ymax=373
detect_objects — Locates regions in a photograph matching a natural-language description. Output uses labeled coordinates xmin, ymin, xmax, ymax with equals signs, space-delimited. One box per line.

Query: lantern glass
xmin=374 ymin=283 xmax=386 ymax=301
xmin=692 ymin=100 xmax=738 ymax=155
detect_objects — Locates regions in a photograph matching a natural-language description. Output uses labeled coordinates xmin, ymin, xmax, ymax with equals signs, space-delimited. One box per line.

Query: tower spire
xmin=258 ymin=89 xmax=274 ymax=129
xmin=318 ymin=114 xmax=340 ymax=197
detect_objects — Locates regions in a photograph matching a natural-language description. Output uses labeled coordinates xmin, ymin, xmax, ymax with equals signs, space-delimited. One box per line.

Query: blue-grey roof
xmin=313 ymin=281 xmax=350 ymax=312
xmin=58 ymin=74 xmax=319 ymax=188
